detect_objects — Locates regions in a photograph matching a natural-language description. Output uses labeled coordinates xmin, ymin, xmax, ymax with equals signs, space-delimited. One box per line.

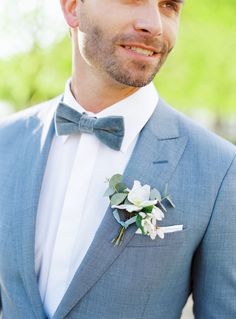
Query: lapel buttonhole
xmin=153 ymin=160 xmax=169 ymax=164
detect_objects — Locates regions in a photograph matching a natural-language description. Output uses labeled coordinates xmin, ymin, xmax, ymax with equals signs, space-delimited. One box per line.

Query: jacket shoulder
xmin=157 ymin=99 xmax=236 ymax=167
xmin=0 ymin=96 xmax=61 ymax=129
xmin=0 ymin=96 xmax=61 ymax=144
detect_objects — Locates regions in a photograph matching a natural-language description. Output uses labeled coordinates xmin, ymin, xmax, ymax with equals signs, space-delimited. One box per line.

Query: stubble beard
xmin=81 ymin=24 xmax=171 ymax=88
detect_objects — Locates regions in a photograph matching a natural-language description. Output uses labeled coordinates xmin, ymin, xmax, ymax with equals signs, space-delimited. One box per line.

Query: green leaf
xmin=103 ymin=186 xmax=115 ymax=197
xmin=150 ymin=188 xmax=161 ymax=201
xmin=166 ymin=195 xmax=176 ymax=208
xmin=142 ymin=205 xmax=154 ymax=214
xmin=110 ymin=193 xmax=128 ymax=206
xmin=163 ymin=184 xmax=169 ymax=197
xmin=116 ymin=183 xmax=128 ymax=193
xmin=124 ymin=216 xmax=137 ymax=229
xmin=136 ymin=214 xmax=146 ymax=235
xmin=140 ymin=226 xmax=146 ymax=235
xmin=109 ymin=174 xmax=122 ymax=189
xmin=159 ymin=202 xmax=167 ymax=213
xmin=113 ymin=209 xmax=125 ymax=227
xmin=124 ymin=198 xmax=132 ymax=205
xmin=136 ymin=214 xmax=142 ymax=228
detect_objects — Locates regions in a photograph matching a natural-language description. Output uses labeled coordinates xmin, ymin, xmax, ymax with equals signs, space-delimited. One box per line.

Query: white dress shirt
xmin=34 ymin=79 xmax=158 ymax=318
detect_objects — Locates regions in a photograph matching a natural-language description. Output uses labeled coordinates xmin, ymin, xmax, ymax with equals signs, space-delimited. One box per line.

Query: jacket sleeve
xmin=192 ymin=155 xmax=236 ymax=318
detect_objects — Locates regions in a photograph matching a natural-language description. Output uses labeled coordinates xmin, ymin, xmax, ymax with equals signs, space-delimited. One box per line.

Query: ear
xmin=60 ymin=0 xmax=79 ymax=28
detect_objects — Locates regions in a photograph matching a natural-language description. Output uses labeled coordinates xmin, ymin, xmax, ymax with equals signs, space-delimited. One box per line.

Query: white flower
xmin=139 ymin=212 xmax=146 ymax=218
xmin=156 ymin=227 xmax=165 ymax=239
xmin=152 ymin=206 xmax=165 ymax=221
xmin=107 ymin=173 xmax=174 ymax=246
xmin=112 ymin=180 xmax=157 ymax=212
xmin=150 ymin=230 xmax=158 ymax=240
xmin=136 ymin=226 xmax=164 ymax=240
xmin=141 ymin=216 xmax=157 ymax=239
xmin=136 ymin=213 xmax=165 ymax=240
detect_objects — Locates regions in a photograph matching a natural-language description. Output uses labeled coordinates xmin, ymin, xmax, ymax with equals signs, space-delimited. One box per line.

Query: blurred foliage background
xmin=0 ymin=0 xmax=235 ymax=140
xmin=155 ymin=0 xmax=236 ymax=118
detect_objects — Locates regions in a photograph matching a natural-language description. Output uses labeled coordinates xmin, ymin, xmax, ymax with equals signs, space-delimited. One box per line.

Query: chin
xmin=110 ymin=70 xmax=156 ymax=88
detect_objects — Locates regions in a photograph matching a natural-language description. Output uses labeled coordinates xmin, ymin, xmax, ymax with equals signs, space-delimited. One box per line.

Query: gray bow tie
xmin=55 ymin=102 xmax=125 ymax=151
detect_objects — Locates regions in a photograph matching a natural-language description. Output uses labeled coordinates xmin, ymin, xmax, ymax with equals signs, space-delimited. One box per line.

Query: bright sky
xmin=0 ymin=0 xmax=67 ymax=58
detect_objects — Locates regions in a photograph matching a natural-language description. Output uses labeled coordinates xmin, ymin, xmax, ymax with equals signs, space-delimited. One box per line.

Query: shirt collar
xmin=58 ymin=78 xmax=159 ymax=152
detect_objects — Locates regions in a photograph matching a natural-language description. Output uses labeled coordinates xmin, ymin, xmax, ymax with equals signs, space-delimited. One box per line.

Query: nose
xmin=133 ymin=4 xmax=163 ymax=37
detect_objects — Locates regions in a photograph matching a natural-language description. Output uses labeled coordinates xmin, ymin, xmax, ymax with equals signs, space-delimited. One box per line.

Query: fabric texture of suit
xmin=0 ymin=96 xmax=236 ymax=319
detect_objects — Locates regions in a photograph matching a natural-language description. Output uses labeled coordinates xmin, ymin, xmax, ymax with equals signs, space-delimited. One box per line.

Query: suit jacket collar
xmin=16 ymin=96 xmax=188 ymax=319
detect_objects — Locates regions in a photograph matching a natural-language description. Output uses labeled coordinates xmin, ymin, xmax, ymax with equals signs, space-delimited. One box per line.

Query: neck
xmin=70 ymin=65 xmax=139 ymax=114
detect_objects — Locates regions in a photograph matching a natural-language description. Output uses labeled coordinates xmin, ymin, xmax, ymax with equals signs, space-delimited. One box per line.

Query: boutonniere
xmin=104 ymin=174 xmax=175 ymax=246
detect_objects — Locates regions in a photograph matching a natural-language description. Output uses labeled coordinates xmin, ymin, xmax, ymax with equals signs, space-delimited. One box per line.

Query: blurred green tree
xmin=155 ymin=0 xmax=236 ymax=117
xmin=0 ymin=38 xmax=71 ymax=112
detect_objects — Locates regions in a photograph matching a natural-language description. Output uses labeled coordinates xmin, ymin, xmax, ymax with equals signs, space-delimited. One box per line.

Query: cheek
xmin=163 ymin=22 xmax=179 ymax=49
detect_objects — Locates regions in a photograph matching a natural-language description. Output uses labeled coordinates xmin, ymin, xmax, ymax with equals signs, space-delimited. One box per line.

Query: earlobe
xmin=60 ymin=0 xmax=79 ymax=28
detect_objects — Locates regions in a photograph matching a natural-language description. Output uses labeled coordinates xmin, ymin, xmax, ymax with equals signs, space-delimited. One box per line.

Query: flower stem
xmin=112 ymin=227 xmax=126 ymax=246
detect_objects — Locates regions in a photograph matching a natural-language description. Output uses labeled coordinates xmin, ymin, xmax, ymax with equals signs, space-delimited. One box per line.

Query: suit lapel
xmin=15 ymin=98 xmax=60 ymax=319
xmin=53 ymin=99 xmax=189 ymax=319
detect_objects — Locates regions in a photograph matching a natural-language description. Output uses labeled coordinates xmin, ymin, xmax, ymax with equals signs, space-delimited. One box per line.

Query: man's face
xmin=76 ymin=0 xmax=183 ymax=88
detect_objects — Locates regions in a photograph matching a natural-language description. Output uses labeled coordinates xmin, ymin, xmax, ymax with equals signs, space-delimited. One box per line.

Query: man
xmin=0 ymin=0 xmax=236 ymax=318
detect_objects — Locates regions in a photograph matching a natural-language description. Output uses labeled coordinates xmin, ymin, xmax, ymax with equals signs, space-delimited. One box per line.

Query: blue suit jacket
xmin=0 ymin=96 xmax=236 ymax=319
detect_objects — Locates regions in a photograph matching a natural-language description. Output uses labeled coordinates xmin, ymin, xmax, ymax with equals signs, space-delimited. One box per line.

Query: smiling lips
xmin=121 ymin=44 xmax=160 ymax=58
xmin=125 ymin=46 xmax=155 ymax=56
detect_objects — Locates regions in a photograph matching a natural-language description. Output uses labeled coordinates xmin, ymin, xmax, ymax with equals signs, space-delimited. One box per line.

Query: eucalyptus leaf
xmin=166 ymin=195 xmax=176 ymax=208
xmin=113 ymin=209 xmax=125 ymax=227
xmin=124 ymin=198 xmax=132 ymax=205
xmin=103 ymin=186 xmax=115 ymax=197
xmin=124 ymin=216 xmax=137 ymax=229
xmin=159 ymin=202 xmax=167 ymax=213
xmin=116 ymin=183 xmax=128 ymax=193
xmin=110 ymin=193 xmax=128 ymax=206
xmin=150 ymin=188 xmax=161 ymax=201
xmin=109 ymin=174 xmax=122 ymax=189
xmin=164 ymin=183 xmax=169 ymax=197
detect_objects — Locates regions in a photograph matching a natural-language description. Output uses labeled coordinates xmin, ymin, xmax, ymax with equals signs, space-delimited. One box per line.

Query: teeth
xmin=125 ymin=46 xmax=154 ymax=56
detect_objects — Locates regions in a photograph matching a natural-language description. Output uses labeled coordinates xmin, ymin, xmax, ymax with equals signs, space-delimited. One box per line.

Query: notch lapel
xmin=53 ymin=99 xmax=189 ymax=319
xmin=15 ymin=99 xmax=60 ymax=319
